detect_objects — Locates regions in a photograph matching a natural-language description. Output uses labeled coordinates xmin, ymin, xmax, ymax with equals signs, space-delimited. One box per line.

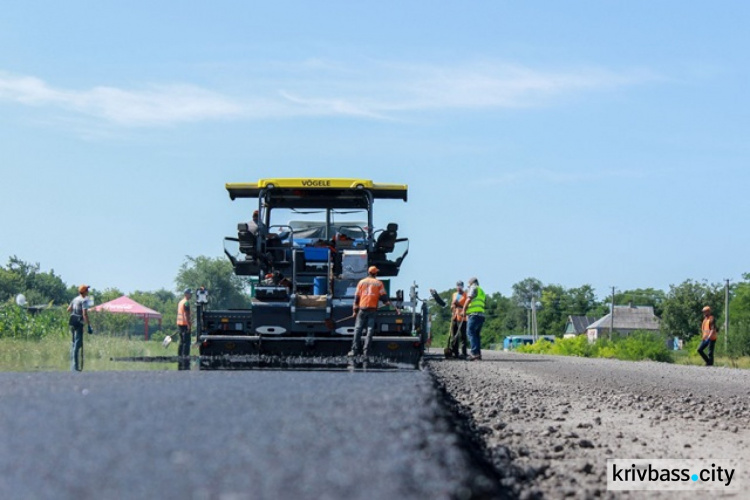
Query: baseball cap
xmin=368 ymin=266 xmax=379 ymax=275
xmin=456 ymin=281 xmax=464 ymax=287
xmin=78 ymin=284 xmax=90 ymax=293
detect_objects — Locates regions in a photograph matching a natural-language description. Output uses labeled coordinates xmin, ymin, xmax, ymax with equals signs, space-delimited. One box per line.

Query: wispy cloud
xmin=0 ymin=61 xmax=658 ymax=127
xmin=359 ymin=62 xmax=657 ymax=112
xmin=0 ymin=74 xmax=243 ymax=126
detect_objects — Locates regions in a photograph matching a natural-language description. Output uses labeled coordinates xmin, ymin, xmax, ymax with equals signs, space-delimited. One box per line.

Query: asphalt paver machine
xmin=197 ymin=178 xmax=429 ymax=369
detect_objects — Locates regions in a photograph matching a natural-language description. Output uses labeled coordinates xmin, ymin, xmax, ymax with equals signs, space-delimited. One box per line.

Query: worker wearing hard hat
xmin=67 ymin=284 xmax=93 ymax=371
xmin=462 ymin=277 xmax=486 ymax=361
xmin=446 ymin=280 xmax=468 ymax=359
xmin=176 ymin=288 xmax=193 ymax=370
xmin=348 ymin=266 xmax=400 ymax=358
xmin=698 ymin=305 xmax=717 ymax=366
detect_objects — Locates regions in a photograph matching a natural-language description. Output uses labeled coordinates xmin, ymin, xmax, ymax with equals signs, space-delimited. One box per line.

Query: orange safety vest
xmin=177 ymin=298 xmax=190 ymax=326
xmin=702 ymin=315 xmax=717 ymax=341
xmin=355 ymin=277 xmax=387 ymax=309
xmin=452 ymin=291 xmax=467 ymax=321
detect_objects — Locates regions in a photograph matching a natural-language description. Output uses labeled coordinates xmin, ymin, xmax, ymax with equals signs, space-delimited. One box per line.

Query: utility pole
xmin=724 ymin=279 xmax=730 ymax=354
xmin=527 ymin=309 xmax=531 ymax=336
xmin=609 ymin=286 xmax=615 ymax=340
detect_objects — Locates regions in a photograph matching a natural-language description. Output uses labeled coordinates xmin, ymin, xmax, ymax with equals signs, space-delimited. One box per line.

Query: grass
xmin=673 ymin=350 xmax=750 ymax=369
xmin=0 ymin=336 xmax=179 ymax=371
xmin=512 ymin=333 xmax=750 ymax=369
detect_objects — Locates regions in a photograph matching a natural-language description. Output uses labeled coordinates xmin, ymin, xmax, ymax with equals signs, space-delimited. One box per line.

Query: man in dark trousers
xmin=463 ymin=277 xmax=486 ymax=361
xmin=348 ymin=266 xmax=400 ymax=358
xmin=67 ymin=284 xmax=93 ymax=372
xmin=176 ymin=288 xmax=192 ymax=370
xmin=698 ymin=305 xmax=717 ymax=366
xmin=447 ymin=280 xmax=468 ymax=359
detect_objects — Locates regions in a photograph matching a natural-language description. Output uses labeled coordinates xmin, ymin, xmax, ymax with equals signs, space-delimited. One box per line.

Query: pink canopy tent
xmin=90 ymin=295 xmax=163 ymax=340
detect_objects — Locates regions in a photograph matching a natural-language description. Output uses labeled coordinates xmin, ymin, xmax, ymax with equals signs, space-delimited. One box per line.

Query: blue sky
xmin=1 ymin=1 xmax=748 ymax=301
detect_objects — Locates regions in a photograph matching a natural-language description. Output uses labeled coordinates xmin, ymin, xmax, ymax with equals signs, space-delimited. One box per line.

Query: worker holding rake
xmin=446 ymin=280 xmax=468 ymax=359
xmin=176 ymin=288 xmax=192 ymax=370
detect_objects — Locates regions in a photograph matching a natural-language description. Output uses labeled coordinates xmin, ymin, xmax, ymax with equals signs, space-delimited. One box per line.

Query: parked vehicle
xmin=503 ymin=335 xmax=556 ymax=351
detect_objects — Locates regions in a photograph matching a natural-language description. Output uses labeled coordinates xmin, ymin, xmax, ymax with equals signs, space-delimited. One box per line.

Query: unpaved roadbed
xmin=427 ymin=351 xmax=750 ymax=499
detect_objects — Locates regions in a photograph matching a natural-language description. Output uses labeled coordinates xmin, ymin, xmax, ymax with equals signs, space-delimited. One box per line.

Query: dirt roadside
xmin=427 ymin=350 xmax=750 ymax=500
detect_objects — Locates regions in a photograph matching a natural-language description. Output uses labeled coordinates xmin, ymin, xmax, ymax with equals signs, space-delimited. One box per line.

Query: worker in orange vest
xmin=176 ymin=288 xmax=192 ymax=370
xmin=698 ymin=305 xmax=717 ymax=366
xmin=446 ymin=280 xmax=468 ymax=359
xmin=348 ymin=266 xmax=400 ymax=358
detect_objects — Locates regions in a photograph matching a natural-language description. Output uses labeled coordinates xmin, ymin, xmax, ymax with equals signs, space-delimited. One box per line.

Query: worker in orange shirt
xmin=446 ymin=280 xmax=468 ymax=359
xmin=698 ymin=305 xmax=717 ymax=366
xmin=348 ymin=266 xmax=400 ymax=358
xmin=176 ymin=288 xmax=193 ymax=370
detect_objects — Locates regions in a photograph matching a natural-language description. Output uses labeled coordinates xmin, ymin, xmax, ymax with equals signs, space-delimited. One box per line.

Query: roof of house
xmin=566 ymin=315 xmax=598 ymax=333
xmin=587 ymin=305 xmax=660 ymax=331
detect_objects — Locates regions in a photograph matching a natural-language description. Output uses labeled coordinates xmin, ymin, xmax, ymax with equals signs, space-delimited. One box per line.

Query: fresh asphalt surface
xmin=0 ymin=364 xmax=503 ymax=500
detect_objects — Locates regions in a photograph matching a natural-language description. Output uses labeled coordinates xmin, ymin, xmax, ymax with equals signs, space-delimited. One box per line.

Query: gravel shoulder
xmin=427 ymin=350 xmax=750 ymax=499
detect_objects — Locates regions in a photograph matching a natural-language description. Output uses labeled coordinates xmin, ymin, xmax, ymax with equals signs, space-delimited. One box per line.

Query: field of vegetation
xmin=2 ymin=254 xmax=749 ymax=371
xmin=0 ymin=336 xmax=176 ymax=371
xmin=510 ymin=331 xmax=749 ymax=368
xmin=0 ymin=303 xmax=176 ymax=371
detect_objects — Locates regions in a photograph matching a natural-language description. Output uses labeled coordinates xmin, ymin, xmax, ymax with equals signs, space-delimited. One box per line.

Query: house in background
xmin=586 ymin=305 xmax=660 ymax=342
xmin=564 ymin=315 xmax=597 ymax=336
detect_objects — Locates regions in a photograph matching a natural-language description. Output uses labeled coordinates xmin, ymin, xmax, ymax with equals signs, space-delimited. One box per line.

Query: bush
xmin=591 ymin=339 xmax=616 ymax=358
xmin=0 ymin=305 xmax=67 ymax=340
xmin=612 ymin=331 xmax=673 ymax=363
xmin=727 ymin=320 xmax=750 ymax=358
xmin=88 ymin=310 xmax=138 ymax=337
xmin=516 ymin=331 xmax=673 ymax=363
xmin=516 ymin=338 xmax=555 ymax=354
xmin=553 ymin=335 xmax=591 ymax=357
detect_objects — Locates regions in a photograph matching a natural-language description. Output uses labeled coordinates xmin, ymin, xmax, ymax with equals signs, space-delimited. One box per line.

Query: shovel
xmin=325 ymin=314 xmax=357 ymax=331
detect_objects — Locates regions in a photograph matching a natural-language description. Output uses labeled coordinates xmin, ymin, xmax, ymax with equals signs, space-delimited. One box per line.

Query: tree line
xmin=429 ymin=276 xmax=750 ymax=357
xmin=0 ymin=255 xmax=251 ymax=337
xmin=1 ymin=255 xmax=749 ymax=357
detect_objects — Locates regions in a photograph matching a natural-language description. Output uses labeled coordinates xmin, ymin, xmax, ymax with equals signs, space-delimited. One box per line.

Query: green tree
xmin=131 ymin=289 xmax=179 ymax=334
xmin=0 ymin=267 xmax=24 ymax=304
xmin=616 ymin=288 xmax=666 ymax=317
xmin=661 ymin=279 xmax=723 ymax=341
xmin=512 ymin=277 xmax=543 ymax=309
xmin=428 ymin=289 xmax=454 ymax=346
xmin=507 ymin=277 xmax=543 ymax=334
xmin=97 ymin=287 xmax=125 ymax=304
xmin=567 ymin=285 xmax=599 ymax=315
xmin=0 ymin=256 xmax=71 ymax=306
xmin=725 ymin=274 xmax=750 ymax=358
xmin=175 ymin=256 xmax=252 ymax=309
xmin=536 ymin=284 xmax=602 ymax=337
xmin=538 ymin=284 xmax=567 ymax=336
xmin=487 ymin=293 xmax=521 ymax=335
